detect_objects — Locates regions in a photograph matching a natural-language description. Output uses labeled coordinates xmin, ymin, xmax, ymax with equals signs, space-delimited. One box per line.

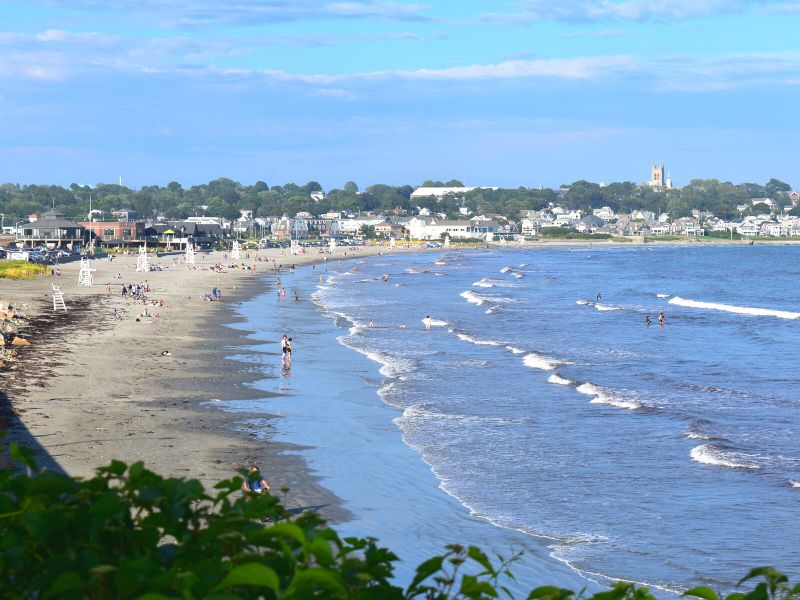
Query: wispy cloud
xmin=35 ymin=0 xmax=432 ymax=27
xmin=480 ymin=0 xmax=786 ymax=23
xmin=2 ymin=27 xmax=800 ymax=94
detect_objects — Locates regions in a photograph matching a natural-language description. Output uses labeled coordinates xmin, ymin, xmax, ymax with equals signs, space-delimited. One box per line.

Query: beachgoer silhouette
xmin=645 ymin=315 xmax=652 ymax=326
xmin=658 ymin=313 xmax=665 ymax=326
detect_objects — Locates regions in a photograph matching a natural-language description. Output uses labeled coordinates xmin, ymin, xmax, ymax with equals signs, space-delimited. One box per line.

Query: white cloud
xmin=481 ymin=0 xmax=784 ymax=23
xmin=35 ymin=0 xmax=432 ymax=27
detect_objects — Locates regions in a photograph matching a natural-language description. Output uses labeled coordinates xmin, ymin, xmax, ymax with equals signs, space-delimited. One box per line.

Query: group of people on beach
xmin=121 ymin=281 xmax=151 ymax=301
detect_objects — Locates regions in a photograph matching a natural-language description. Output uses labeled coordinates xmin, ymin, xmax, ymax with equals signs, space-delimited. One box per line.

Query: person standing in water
xmin=285 ymin=337 xmax=293 ymax=366
xmin=645 ymin=315 xmax=652 ymax=326
xmin=658 ymin=312 xmax=665 ymax=326
xmin=423 ymin=315 xmax=432 ymax=330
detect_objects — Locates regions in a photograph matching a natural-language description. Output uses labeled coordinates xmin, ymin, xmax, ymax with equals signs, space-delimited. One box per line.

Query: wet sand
xmin=0 ymin=246 xmax=395 ymax=521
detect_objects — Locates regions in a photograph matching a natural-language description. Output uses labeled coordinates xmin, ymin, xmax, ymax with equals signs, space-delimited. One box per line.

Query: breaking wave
xmin=576 ymin=383 xmax=641 ymax=410
xmin=690 ymin=443 xmax=760 ymax=470
xmin=548 ymin=374 xmax=574 ymax=386
xmin=668 ymin=296 xmax=800 ymax=320
xmin=523 ymin=353 xmax=560 ymax=371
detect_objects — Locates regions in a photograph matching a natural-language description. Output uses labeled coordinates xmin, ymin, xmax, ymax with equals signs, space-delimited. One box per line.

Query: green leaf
xmin=684 ymin=586 xmax=720 ymax=600
xmin=136 ymin=594 xmax=171 ymax=600
xmin=9 ymin=442 xmax=39 ymax=471
xmin=44 ymin=571 xmax=84 ymax=599
xmin=286 ymin=568 xmax=348 ymax=599
xmin=738 ymin=568 xmax=786 ymax=587
xmin=217 ymin=563 xmax=279 ymax=591
xmin=468 ymin=546 xmax=494 ymax=573
xmin=528 ymin=585 xmax=574 ymax=600
xmin=408 ymin=555 xmax=444 ymax=590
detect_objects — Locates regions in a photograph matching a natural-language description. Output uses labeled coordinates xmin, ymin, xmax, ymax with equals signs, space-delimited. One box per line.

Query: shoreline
xmin=0 ymin=246 xmax=395 ymax=521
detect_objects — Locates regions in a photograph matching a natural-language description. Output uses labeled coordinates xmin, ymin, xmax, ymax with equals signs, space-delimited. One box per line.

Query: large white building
xmin=410 ymin=186 xmax=498 ymax=200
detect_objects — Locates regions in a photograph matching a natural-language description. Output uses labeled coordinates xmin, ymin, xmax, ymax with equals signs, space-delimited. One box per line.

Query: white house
xmin=592 ymin=206 xmax=616 ymax=222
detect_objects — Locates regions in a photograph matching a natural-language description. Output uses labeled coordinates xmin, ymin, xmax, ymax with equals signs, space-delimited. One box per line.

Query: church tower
xmin=649 ymin=163 xmax=666 ymax=189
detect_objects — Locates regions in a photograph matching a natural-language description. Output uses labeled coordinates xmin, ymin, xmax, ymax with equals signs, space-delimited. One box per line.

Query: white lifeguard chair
xmin=485 ymin=232 xmax=494 ymax=243
xmin=185 ymin=243 xmax=195 ymax=266
xmin=290 ymin=239 xmax=300 ymax=254
xmin=231 ymin=240 xmax=241 ymax=260
xmin=52 ymin=284 xmax=67 ymax=312
xmin=78 ymin=257 xmax=94 ymax=286
xmin=329 ymin=238 xmax=336 ymax=254
xmin=443 ymin=235 xmax=450 ymax=247
xmin=389 ymin=237 xmax=397 ymax=249
xmin=136 ymin=245 xmax=149 ymax=272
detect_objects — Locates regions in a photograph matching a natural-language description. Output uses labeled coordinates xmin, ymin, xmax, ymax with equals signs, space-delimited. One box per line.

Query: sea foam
xmin=690 ymin=443 xmax=760 ymax=470
xmin=669 ymin=296 xmax=800 ymax=319
xmin=461 ymin=290 xmax=486 ymax=305
xmin=456 ymin=332 xmax=502 ymax=346
xmin=576 ymin=383 xmax=641 ymax=410
xmin=523 ymin=353 xmax=559 ymax=371
xmin=548 ymin=374 xmax=574 ymax=386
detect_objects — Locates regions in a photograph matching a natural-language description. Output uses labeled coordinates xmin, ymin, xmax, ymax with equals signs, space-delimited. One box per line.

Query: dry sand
xmin=0 ymin=245 xmax=397 ymax=520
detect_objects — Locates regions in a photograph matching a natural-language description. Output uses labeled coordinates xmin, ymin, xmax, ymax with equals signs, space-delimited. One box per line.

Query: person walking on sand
xmin=658 ymin=312 xmax=665 ymax=326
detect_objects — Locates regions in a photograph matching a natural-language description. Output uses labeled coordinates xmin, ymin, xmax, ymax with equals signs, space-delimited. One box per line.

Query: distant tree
xmin=304 ymin=181 xmax=322 ymax=193
xmin=445 ymin=179 xmax=464 ymax=187
xmin=666 ymin=198 xmax=692 ymax=219
xmin=422 ymin=180 xmax=446 ymax=187
xmin=253 ymin=181 xmax=269 ymax=192
xmin=747 ymin=202 xmax=772 ymax=216
xmin=765 ymin=178 xmax=791 ymax=198
xmin=343 ymin=181 xmax=359 ymax=193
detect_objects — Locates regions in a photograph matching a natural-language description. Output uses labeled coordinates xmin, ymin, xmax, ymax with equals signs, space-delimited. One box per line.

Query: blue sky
xmin=0 ymin=0 xmax=798 ymax=189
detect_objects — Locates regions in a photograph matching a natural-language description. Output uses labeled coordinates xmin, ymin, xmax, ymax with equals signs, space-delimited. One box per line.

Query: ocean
xmin=232 ymin=244 xmax=800 ymax=595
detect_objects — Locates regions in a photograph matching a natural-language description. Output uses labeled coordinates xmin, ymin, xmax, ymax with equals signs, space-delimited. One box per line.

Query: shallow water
xmin=235 ymin=246 xmax=800 ymax=594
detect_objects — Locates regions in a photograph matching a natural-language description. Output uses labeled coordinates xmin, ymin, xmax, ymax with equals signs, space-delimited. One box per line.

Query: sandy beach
xmin=0 ymin=245 xmax=395 ymax=520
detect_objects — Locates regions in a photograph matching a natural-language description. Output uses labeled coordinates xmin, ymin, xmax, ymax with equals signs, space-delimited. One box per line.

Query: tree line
xmin=0 ymin=177 xmax=794 ymax=226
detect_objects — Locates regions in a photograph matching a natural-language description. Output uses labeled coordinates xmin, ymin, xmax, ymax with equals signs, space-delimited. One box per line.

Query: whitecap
xmin=668 ymin=296 xmax=800 ymax=319
xmin=656 ymin=293 xmax=670 ymax=298
xmin=505 ymin=345 xmax=526 ymax=355
xmin=461 ymin=290 xmax=485 ymax=305
xmin=576 ymin=300 xmax=591 ymax=306
xmin=548 ymin=374 xmax=574 ymax=386
xmin=523 ymin=353 xmax=559 ymax=371
xmin=690 ymin=443 xmax=760 ymax=470
xmin=473 ymin=278 xmax=495 ymax=288
xmin=594 ymin=303 xmax=621 ymax=312
xmin=456 ymin=333 xmax=502 ymax=346
xmin=790 ymin=480 xmax=800 ymax=489
xmin=576 ymin=383 xmax=641 ymax=410
xmin=485 ymin=305 xmax=503 ymax=315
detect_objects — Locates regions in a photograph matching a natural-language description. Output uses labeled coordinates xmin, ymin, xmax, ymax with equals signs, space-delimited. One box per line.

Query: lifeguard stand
xmin=231 ymin=240 xmax=241 ymax=260
xmin=78 ymin=257 xmax=94 ymax=286
xmin=329 ymin=238 xmax=336 ymax=254
xmin=136 ymin=245 xmax=149 ymax=272
xmin=444 ymin=235 xmax=450 ymax=247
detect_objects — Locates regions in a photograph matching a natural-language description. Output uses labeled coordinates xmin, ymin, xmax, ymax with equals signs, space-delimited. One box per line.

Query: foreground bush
xmin=1 ymin=442 xmax=797 ymax=599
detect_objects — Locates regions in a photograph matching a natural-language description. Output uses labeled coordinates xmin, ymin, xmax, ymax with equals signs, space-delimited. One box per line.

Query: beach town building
xmin=410 ymin=186 xmax=499 ymax=201
xmin=80 ymin=219 xmax=146 ymax=248
xmin=646 ymin=164 xmax=672 ymax=190
xmin=575 ymin=215 xmax=605 ymax=233
xmin=405 ymin=217 xmax=500 ymax=240
xmin=592 ymin=206 xmax=616 ymax=222
xmin=790 ymin=191 xmax=799 ymax=205
xmin=18 ymin=209 xmax=84 ymax=249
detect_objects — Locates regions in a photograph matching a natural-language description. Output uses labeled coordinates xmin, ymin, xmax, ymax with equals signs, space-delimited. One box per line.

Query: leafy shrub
xmin=1 ymin=441 xmax=797 ymax=599
xmin=0 ymin=260 xmax=50 ymax=279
